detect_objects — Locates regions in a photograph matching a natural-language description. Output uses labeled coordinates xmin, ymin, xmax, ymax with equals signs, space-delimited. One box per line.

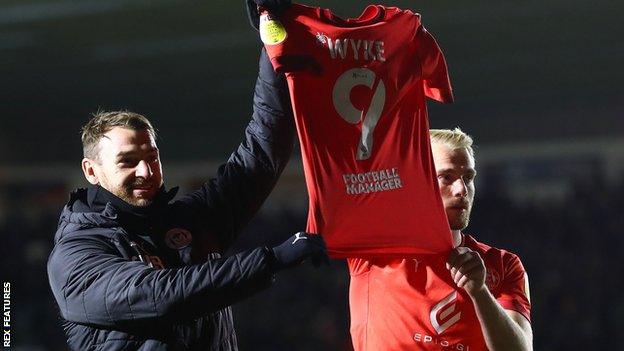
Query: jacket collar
xmin=55 ymin=185 xmax=179 ymax=243
xmin=86 ymin=184 xmax=177 ymax=218
xmin=86 ymin=184 xmax=178 ymax=231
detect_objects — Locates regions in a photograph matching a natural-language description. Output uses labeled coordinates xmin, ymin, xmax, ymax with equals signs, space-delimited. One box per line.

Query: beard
xmin=117 ymin=189 xmax=153 ymax=207
xmin=445 ymin=199 xmax=473 ymax=231
xmin=102 ymin=177 xmax=160 ymax=207
xmin=447 ymin=208 xmax=471 ymax=230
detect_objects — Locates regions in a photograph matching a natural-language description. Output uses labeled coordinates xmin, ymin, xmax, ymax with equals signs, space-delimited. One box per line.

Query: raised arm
xmin=178 ymin=48 xmax=295 ymax=248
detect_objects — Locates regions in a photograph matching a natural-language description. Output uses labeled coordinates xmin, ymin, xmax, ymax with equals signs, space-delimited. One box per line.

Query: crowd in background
xmin=2 ymin=174 xmax=622 ymax=350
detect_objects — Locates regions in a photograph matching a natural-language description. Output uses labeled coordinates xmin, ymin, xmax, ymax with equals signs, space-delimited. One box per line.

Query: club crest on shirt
xmin=316 ymin=32 xmax=327 ymax=46
xmin=485 ymin=268 xmax=500 ymax=290
xmin=165 ymin=228 xmax=193 ymax=250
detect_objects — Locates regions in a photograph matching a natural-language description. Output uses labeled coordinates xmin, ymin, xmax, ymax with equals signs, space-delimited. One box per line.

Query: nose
xmin=135 ymin=160 xmax=153 ymax=179
xmin=451 ymin=178 xmax=467 ymax=198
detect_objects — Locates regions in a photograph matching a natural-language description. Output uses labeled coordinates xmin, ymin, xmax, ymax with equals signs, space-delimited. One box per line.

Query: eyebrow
xmin=115 ymin=148 xmax=159 ymax=159
xmin=437 ymin=168 xmax=477 ymax=175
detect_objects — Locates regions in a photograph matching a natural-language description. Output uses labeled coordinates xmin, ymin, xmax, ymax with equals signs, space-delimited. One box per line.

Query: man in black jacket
xmin=47 ymin=40 xmax=325 ymax=350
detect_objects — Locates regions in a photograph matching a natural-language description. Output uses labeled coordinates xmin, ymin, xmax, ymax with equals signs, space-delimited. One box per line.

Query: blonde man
xmin=348 ymin=128 xmax=533 ymax=351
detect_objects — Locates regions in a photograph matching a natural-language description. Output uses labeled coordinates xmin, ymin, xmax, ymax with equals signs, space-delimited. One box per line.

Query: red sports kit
xmin=348 ymin=234 xmax=532 ymax=351
xmin=264 ymin=4 xmax=454 ymax=257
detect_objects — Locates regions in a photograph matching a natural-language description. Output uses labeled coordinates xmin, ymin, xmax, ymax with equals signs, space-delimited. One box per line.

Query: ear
xmin=81 ymin=158 xmax=100 ymax=185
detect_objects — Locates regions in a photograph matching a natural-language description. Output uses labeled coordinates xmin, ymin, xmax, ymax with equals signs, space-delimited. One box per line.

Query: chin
xmin=119 ymin=187 xmax=157 ymax=207
xmin=449 ymin=218 xmax=470 ymax=231
xmin=120 ymin=194 xmax=153 ymax=207
xmin=131 ymin=198 xmax=153 ymax=207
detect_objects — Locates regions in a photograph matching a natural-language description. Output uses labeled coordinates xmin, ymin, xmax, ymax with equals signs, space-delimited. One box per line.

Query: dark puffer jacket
xmin=47 ymin=48 xmax=294 ymax=351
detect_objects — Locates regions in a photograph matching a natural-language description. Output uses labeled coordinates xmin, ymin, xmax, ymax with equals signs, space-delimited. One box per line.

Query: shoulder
xmin=463 ymin=234 xmax=527 ymax=289
xmin=57 ymin=225 xmax=122 ymax=247
xmin=47 ymin=227 xmax=126 ymax=291
xmin=464 ymin=234 xmax=524 ymax=266
xmin=463 ymin=234 xmax=532 ymax=321
xmin=49 ymin=227 xmax=124 ymax=268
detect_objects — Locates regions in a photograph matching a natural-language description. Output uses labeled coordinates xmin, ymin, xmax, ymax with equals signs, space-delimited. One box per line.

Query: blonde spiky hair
xmin=429 ymin=127 xmax=475 ymax=158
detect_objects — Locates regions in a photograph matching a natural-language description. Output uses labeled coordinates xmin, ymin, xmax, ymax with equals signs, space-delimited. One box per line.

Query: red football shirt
xmin=264 ymin=4 xmax=454 ymax=257
xmin=348 ymin=234 xmax=532 ymax=351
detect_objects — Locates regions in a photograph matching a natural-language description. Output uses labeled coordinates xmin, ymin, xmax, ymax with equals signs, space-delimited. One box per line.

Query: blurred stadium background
xmin=0 ymin=0 xmax=622 ymax=349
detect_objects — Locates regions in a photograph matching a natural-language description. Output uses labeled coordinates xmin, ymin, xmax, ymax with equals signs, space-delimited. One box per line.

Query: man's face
xmin=431 ymin=143 xmax=476 ymax=231
xmin=85 ymin=127 xmax=163 ymax=207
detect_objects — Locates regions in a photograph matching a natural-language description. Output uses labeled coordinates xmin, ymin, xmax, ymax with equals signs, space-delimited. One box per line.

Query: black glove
xmin=246 ymin=0 xmax=292 ymax=30
xmin=270 ymin=232 xmax=329 ymax=269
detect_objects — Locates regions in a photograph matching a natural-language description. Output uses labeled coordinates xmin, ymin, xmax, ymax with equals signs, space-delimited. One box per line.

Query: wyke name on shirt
xmin=323 ymin=35 xmax=386 ymax=62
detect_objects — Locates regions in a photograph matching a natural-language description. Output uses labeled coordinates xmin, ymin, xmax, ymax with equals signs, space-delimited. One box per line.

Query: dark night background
xmin=0 ymin=0 xmax=622 ymax=350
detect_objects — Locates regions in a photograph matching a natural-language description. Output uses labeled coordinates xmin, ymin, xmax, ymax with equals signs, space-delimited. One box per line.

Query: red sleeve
xmin=415 ymin=26 xmax=454 ymax=103
xmin=262 ymin=6 xmax=313 ymax=73
xmin=496 ymin=253 xmax=532 ymax=322
xmin=261 ymin=15 xmax=291 ymax=72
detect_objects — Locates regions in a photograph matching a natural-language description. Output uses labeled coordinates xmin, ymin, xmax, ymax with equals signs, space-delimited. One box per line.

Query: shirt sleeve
xmin=261 ymin=17 xmax=290 ymax=72
xmin=496 ymin=253 xmax=532 ymax=322
xmin=415 ymin=26 xmax=454 ymax=103
xmin=263 ymin=6 xmax=320 ymax=74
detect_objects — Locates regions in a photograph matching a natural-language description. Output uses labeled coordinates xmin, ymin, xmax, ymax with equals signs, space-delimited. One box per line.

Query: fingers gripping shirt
xmin=347 ymin=234 xmax=532 ymax=351
xmin=263 ymin=4 xmax=454 ymax=257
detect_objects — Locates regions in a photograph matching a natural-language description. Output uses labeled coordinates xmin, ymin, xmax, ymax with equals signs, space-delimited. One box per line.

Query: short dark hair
xmin=81 ymin=110 xmax=156 ymax=160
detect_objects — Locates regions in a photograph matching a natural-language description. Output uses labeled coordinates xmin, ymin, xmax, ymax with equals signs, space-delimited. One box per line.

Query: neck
xmin=452 ymin=230 xmax=462 ymax=248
